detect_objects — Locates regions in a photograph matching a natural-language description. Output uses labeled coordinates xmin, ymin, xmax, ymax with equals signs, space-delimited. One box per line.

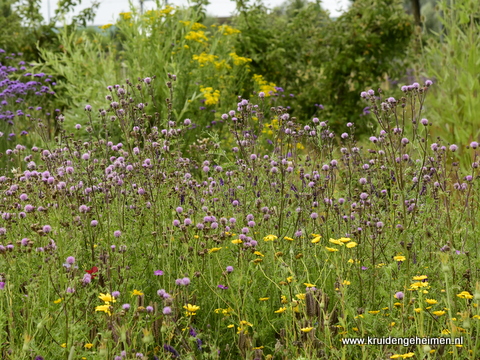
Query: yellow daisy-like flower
xmin=343 ymin=280 xmax=351 ymax=285
xmin=53 ymin=298 xmax=63 ymax=304
xmin=457 ymin=291 xmax=473 ymax=299
xmin=227 ymin=324 xmax=234 ymax=328
xmin=368 ymin=310 xmax=380 ymax=315
xmin=347 ymin=258 xmax=354 ymax=264
xmin=95 ymin=304 xmax=112 ymax=316
xmin=329 ymin=238 xmax=344 ymax=246
xmin=131 ymin=289 xmax=144 ymax=296
xmin=259 ymin=297 xmax=270 ymax=301
xmin=263 ymin=234 xmax=278 ymax=241
xmin=286 ymin=276 xmax=294 ymax=283
xmin=281 ymin=295 xmax=288 ymax=304
xmin=98 ymin=293 xmax=116 ymax=304
xmin=240 ymin=320 xmax=253 ymax=326
xmin=338 ymin=237 xmax=351 ymax=243
xmin=183 ymin=304 xmax=200 ymax=316
xmin=296 ymin=293 xmax=306 ymax=300
xmin=208 ymin=247 xmax=222 ymax=254
xmin=311 ymin=236 xmax=321 ymax=243
xmin=432 ymin=310 xmax=446 ymax=316
xmin=412 ymin=275 xmax=428 ymax=281
xmin=393 ymin=255 xmax=406 ymax=262
xmin=231 ymin=239 xmax=242 ymax=244
xmin=346 ymin=241 xmax=357 ymax=248
xmin=300 ymin=327 xmax=314 ymax=333
xmin=254 ymin=251 xmax=264 ymax=257
xmin=284 ymin=236 xmax=294 ymax=241
xmin=304 ymin=283 xmax=316 ymax=288
xmin=84 ymin=343 xmax=94 ymax=349
xmin=325 ymin=247 xmax=339 ymax=252
xmin=414 ymin=308 xmax=422 ymax=313
xmin=60 ymin=343 xmax=67 ymax=348
xmin=425 ymin=299 xmax=438 ymax=305
xmin=274 ymin=307 xmax=287 ymax=314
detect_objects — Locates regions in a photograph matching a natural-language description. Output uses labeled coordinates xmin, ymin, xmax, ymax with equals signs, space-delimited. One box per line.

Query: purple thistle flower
xmin=114 ymin=230 xmax=122 ymax=237
xmin=66 ymin=256 xmax=75 ymax=264
xmin=163 ymin=306 xmax=172 ymax=314
xmin=154 ymin=270 xmax=164 ymax=276
xmin=42 ymin=225 xmax=52 ymax=233
xmin=226 ymin=266 xmax=234 ymax=273
xmin=122 ymin=303 xmax=131 ymax=310
xmin=217 ymin=284 xmax=228 ymax=290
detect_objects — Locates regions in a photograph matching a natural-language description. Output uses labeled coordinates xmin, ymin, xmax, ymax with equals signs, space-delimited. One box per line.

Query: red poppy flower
xmin=86 ymin=266 xmax=99 ymax=278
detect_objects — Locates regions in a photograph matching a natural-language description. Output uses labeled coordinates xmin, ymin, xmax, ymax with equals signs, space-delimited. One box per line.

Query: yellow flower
xmin=159 ymin=5 xmax=175 ymax=15
xmin=263 ymin=234 xmax=278 ymax=241
xmin=131 ymin=289 xmax=144 ymax=296
xmin=412 ymin=275 xmax=428 ymax=281
xmin=296 ymin=293 xmax=306 ymax=300
xmin=425 ymin=299 xmax=438 ymax=305
xmin=185 ymin=31 xmax=209 ymax=43
xmin=286 ymin=276 xmax=294 ymax=283
xmin=343 ymin=280 xmax=351 ymax=286
xmin=208 ymin=247 xmax=222 ymax=253
xmin=347 ymin=258 xmax=354 ymax=264
xmin=53 ymin=298 xmax=63 ymax=304
xmin=219 ymin=24 xmax=241 ymax=35
xmin=414 ymin=308 xmax=422 ymax=313
xmin=227 ymin=324 xmax=234 ymax=328
xmin=95 ymin=304 xmax=112 ymax=316
xmin=98 ymin=24 xmax=113 ymax=30
xmin=329 ymin=238 xmax=344 ymax=246
xmin=84 ymin=343 xmax=94 ymax=349
xmin=229 ymin=52 xmax=252 ymax=66
xmin=254 ymin=251 xmax=264 ymax=257
xmin=346 ymin=241 xmax=357 ymax=248
xmin=390 ymin=353 xmax=415 ymax=359
xmin=274 ymin=307 xmax=287 ymax=314
xmin=300 ymin=327 xmax=314 ymax=333
xmin=99 ymin=293 xmax=116 ymax=304
xmin=119 ymin=12 xmax=132 ymax=20
xmin=368 ymin=310 xmax=380 ymax=314
xmin=200 ymin=86 xmax=220 ymax=105
xmin=231 ymin=239 xmax=242 ymax=244
xmin=338 ymin=237 xmax=351 ymax=243
xmin=60 ymin=343 xmax=67 ymax=348
xmin=410 ymin=281 xmax=429 ymax=290
xmin=393 ymin=255 xmax=406 ymax=262
xmin=240 ymin=320 xmax=253 ymax=326
xmin=304 ymin=283 xmax=316 ymax=288
xmin=259 ymin=297 xmax=270 ymax=301
xmin=183 ymin=304 xmax=200 ymax=316
xmin=457 ymin=291 xmax=473 ymax=299
xmin=311 ymin=236 xmax=321 ymax=243
xmin=432 ymin=310 xmax=446 ymax=316
xmin=325 ymin=247 xmax=339 ymax=252
xmin=284 ymin=236 xmax=294 ymax=241
xmin=191 ymin=22 xmax=206 ymax=30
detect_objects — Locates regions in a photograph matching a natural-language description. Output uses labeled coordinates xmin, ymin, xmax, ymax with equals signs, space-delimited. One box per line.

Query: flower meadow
xmin=1 ymin=67 xmax=480 ymax=360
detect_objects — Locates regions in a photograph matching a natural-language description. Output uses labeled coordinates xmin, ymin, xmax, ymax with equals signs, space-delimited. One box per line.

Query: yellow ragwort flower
xmin=425 ymin=299 xmax=438 ymax=305
xmin=131 ymin=289 xmax=144 ymax=296
xmin=311 ymin=236 xmax=321 ymax=244
xmin=412 ymin=275 xmax=428 ymax=281
xmin=304 ymin=283 xmax=316 ymax=288
xmin=274 ymin=307 xmax=287 ymax=314
xmin=432 ymin=310 xmax=446 ymax=316
xmin=284 ymin=236 xmax=294 ymax=241
xmin=393 ymin=255 xmax=406 ymax=262
xmin=368 ymin=310 xmax=380 ymax=315
xmin=84 ymin=343 xmax=94 ymax=349
xmin=346 ymin=241 xmax=357 ymax=248
xmin=254 ymin=251 xmax=264 ymax=257
xmin=231 ymin=239 xmax=242 ymax=244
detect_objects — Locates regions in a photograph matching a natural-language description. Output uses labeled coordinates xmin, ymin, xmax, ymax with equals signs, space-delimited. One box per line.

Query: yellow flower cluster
xmin=98 ymin=24 xmax=113 ymax=30
xmin=193 ymin=52 xmax=218 ymax=65
xmin=219 ymin=24 xmax=241 ymax=35
xmin=263 ymin=234 xmax=278 ymax=241
xmin=180 ymin=21 xmax=206 ymax=30
xmin=214 ymin=60 xmax=232 ymax=70
xmin=262 ymin=118 xmax=279 ymax=135
xmin=119 ymin=12 xmax=132 ymax=20
xmin=185 ymin=31 xmax=209 ymax=44
xmin=200 ymin=86 xmax=220 ymax=105
xmin=159 ymin=5 xmax=175 ymax=16
xmin=253 ymin=74 xmax=276 ymax=96
xmin=229 ymin=52 xmax=252 ymax=66
xmin=214 ymin=307 xmax=233 ymax=316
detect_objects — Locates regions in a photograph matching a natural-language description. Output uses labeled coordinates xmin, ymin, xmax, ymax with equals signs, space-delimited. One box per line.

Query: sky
xmin=39 ymin=0 xmax=351 ymax=25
